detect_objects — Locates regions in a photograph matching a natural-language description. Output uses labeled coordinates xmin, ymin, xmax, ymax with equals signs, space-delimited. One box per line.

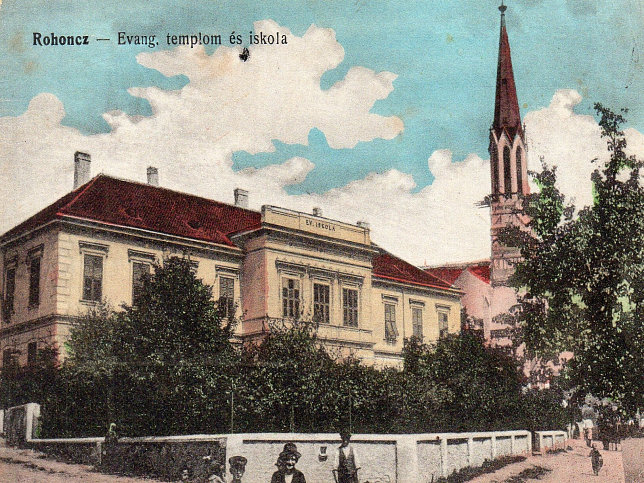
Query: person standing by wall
xmin=271 ymin=443 xmax=306 ymax=483
xmin=335 ymin=432 xmax=360 ymax=483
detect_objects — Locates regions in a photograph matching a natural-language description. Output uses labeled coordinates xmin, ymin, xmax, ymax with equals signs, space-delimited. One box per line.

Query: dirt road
xmin=0 ymin=445 xmax=163 ymax=482
xmin=469 ymin=438 xmax=625 ymax=482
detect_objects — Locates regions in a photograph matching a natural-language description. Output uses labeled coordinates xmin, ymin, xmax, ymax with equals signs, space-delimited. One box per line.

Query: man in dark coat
xmin=271 ymin=443 xmax=306 ymax=483
xmin=335 ymin=432 xmax=360 ymax=483
xmin=589 ymin=444 xmax=603 ymax=476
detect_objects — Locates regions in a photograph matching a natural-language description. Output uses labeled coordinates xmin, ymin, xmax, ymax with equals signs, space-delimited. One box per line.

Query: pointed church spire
xmin=488 ymin=1 xmax=529 ymax=287
xmin=493 ymin=1 xmax=522 ymax=140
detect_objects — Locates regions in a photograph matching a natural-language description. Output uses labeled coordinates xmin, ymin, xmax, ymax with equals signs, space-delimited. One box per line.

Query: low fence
xmin=2 ymin=403 xmax=568 ymax=483
xmin=224 ymin=430 xmax=532 ymax=482
xmin=2 ymin=403 xmax=40 ymax=446
xmin=533 ymin=431 xmax=567 ymax=453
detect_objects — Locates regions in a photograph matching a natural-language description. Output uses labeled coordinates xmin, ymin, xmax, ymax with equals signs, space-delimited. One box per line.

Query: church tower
xmin=489 ymin=2 xmax=529 ymax=286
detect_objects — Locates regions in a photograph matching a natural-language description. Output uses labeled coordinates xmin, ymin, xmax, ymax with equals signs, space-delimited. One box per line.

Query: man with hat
xmin=228 ymin=455 xmax=247 ymax=483
xmin=335 ymin=432 xmax=360 ymax=483
xmin=271 ymin=442 xmax=306 ymax=483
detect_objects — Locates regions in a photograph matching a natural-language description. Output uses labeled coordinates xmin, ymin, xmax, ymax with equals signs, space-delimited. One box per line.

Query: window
xmin=3 ymin=267 xmax=16 ymax=321
xmin=28 ymin=256 xmax=41 ymax=307
xmin=343 ymin=288 xmax=358 ymax=327
xmin=313 ymin=283 xmax=330 ymax=323
xmin=82 ymin=254 xmax=103 ymax=302
xmin=516 ymin=148 xmax=523 ymax=194
xmin=491 ymin=149 xmax=499 ymax=195
xmin=27 ymin=342 xmax=37 ymax=366
xmin=438 ymin=310 xmax=449 ymax=339
xmin=282 ymin=278 xmax=300 ymax=318
xmin=219 ymin=276 xmax=235 ymax=318
xmin=412 ymin=307 xmax=423 ymax=339
xmin=503 ymin=145 xmax=512 ymax=194
xmin=384 ymin=303 xmax=398 ymax=342
xmin=2 ymin=348 xmax=19 ymax=370
xmin=132 ymin=261 xmax=150 ymax=305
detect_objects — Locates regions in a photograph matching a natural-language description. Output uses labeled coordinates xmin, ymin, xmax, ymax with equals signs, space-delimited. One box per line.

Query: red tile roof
xmin=373 ymin=252 xmax=454 ymax=291
xmin=3 ymin=175 xmax=456 ymax=293
xmin=424 ymin=261 xmax=491 ymax=287
xmin=422 ymin=267 xmax=464 ymax=286
xmin=2 ymin=175 xmax=261 ymax=247
xmin=468 ymin=263 xmax=490 ymax=284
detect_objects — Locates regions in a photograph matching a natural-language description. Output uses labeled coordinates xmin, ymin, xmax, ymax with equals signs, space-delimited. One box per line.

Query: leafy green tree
xmin=401 ymin=334 xmax=530 ymax=432
xmin=233 ymin=320 xmax=401 ymax=434
xmin=0 ymin=346 xmax=59 ymax=410
xmin=508 ymin=104 xmax=644 ymax=415
xmin=44 ymin=257 xmax=237 ymax=437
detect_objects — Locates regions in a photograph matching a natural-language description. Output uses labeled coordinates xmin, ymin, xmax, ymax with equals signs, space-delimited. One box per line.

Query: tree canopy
xmin=34 ymin=257 xmax=567 ymax=437
xmin=508 ymin=104 xmax=644 ymax=414
xmin=44 ymin=256 xmax=236 ymax=436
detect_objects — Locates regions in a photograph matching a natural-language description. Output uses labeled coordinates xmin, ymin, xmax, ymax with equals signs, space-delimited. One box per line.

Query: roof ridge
xmin=87 ymin=173 xmax=262 ymax=215
xmin=423 ymin=259 xmax=490 ymax=269
xmin=57 ymin=174 xmax=103 ymax=215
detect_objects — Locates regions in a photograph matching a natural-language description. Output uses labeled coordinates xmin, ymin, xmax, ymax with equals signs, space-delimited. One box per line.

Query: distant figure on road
xmin=271 ymin=443 xmax=306 ymax=483
xmin=335 ymin=432 xmax=360 ymax=483
xmin=589 ymin=444 xmax=603 ymax=476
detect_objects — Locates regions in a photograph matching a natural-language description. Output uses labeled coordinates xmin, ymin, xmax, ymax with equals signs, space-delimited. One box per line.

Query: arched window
xmin=491 ymin=149 xmax=499 ymax=195
xmin=516 ymin=148 xmax=523 ymax=195
xmin=503 ymin=145 xmax=512 ymax=194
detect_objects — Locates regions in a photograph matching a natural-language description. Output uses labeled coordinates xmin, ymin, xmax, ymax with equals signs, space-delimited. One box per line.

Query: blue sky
xmin=1 ymin=0 xmax=643 ymax=264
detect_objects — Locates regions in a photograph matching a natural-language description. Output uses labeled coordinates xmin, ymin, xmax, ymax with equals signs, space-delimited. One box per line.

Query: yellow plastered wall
xmin=1 ymin=226 xmax=244 ymax=365
xmin=371 ymin=283 xmax=461 ymax=367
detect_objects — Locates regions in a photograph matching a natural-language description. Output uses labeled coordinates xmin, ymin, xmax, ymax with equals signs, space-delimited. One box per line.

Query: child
xmin=589 ymin=444 xmax=603 ymax=476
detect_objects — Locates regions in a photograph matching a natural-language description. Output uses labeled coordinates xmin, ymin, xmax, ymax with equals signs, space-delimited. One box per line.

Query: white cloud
xmin=524 ymin=89 xmax=644 ymax=209
xmin=287 ymin=152 xmax=492 ymax=266
xmin=2 ymin=23 xmax=644 ymax=274
xmin=0 ymin=20 xmax=402 ymax=237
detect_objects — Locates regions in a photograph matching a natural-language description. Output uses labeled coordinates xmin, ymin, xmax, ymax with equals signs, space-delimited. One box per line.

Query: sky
xmin=1 ymin=0 xmax=643 ymax=265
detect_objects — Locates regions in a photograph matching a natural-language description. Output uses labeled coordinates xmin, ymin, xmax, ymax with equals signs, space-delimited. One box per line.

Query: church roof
xmin=493 ymin=5 xmax=522 ymax=140
xmin=423 ymin=260 xmax=491 ymax=287
xmin=3 ymin=174 xmax=452 ymax=291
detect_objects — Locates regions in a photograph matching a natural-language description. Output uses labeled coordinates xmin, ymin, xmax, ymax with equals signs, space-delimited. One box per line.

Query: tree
xmin=43 ymin=257 xmax=237 ymax=437
xmin=233 ymin=320 xmax=401 ymax=434
xmin=400 ymin=334 xmax=532 ymax=432
xmin=508 ymin=104 xmax=644 ymax=415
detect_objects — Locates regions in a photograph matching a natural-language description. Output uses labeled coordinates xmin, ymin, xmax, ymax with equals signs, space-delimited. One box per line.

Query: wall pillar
xmin=396 ymin=435 xmax=419 ymax=483
xmin=440 ymin=437 xmax=448 ymax=478
xmin=467 ymin=437 xmax=473 ymax=466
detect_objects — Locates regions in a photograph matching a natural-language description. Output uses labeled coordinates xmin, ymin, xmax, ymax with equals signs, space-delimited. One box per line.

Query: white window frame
xmin=128 ymin=249 xmax=155 ymax=305
xmin=313 ymin=282 xmax=331 ymax=324
xmin=27 ymin=245 xmax=44 ymax=308
xmin=282 ymin=277 xmax=301 ymax=319
xmin=437 ymin=304 xmax=451 ymax=339
xmin=79 ymin=242 xmax=109 ymax=304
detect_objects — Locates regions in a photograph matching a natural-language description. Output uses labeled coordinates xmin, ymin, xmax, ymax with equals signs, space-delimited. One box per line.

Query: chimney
xmin=234 ymin=188 xmax=249 ymax=208
xmin=147 ymin=166 xmax=159 ymax=186
xmin=312 ymin=207 xmax=323 ymax=217
xmin=73 ymin=152 xmax=91 ymax=189
xmin=357 ymin=220 xmax=370 ymax=230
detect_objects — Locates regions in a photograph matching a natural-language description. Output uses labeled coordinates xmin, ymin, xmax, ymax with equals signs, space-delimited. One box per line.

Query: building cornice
xmin=372 ymin=276 xmax=463 ymax=299
xmin=0 ymin=314 xmax=77 ymax=338
xmin=59 ymin=216 xmax=244 ymax=259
